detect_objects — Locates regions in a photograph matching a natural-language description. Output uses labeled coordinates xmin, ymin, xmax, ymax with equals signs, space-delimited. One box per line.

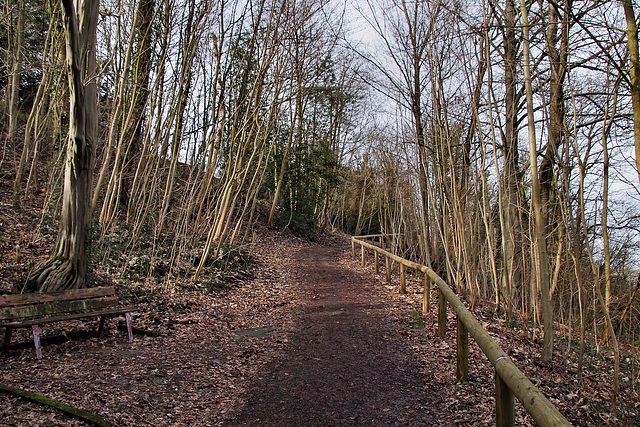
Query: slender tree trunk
xmin=121 ymin=0 xmax=155 ymax=206
xmin=7 ymin=0 xmax=25 ymax=148
xmin=500 ymin=0 xmax=522 ymax=318
xmin=13 ymin=12 xmax=59 ymax=203
xmin=157 ymin=0 xmax=204 ymax=233
xmin=571 ymin=122 xmax=592 ymax=376
xmin=96 ymin=0 xmax=155 ymax=223
xmin=601 ymin=75 xmax=621 ymax=405
xmin=540 ymin=0 xmax=568 ymax=232
xmin=520 ymin=0 xmax=554 ymax=363
xmin=193 ymin=31 xmax=224 ymax=230
xmin=621 ymin=0 xmax=640 ymax=182
xmin=126 ymin=0 xmax=170 ymax=236
xmin=475 ymin=26 xmax=500 ymax=309
xmin=268 ymin=95 xmax=298 ymax=228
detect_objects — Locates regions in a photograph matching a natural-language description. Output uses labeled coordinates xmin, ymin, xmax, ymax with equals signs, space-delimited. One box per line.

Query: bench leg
xmin=2 ymin=327 xmax=13 ymax=355
xmin=125 ymin=313 xmax=133 ymax=341
xmin=31 ymin=325 xmax=42 ymax=360
xmin=97 ymin=315 xmax=106 ymax=338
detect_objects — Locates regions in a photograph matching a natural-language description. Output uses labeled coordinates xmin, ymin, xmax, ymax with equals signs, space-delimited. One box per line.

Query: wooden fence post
xmin=456 ymin=316 xmax=469 ymax=383
xmin=351 ymin=240 xmax=355 ymax=259
xmin=400 ymin=263 xmax=407 ymax=294
xmin=361 ymin=244 xmax=365 ymax=267
xmin=374 ymin=249 xmax=379 ymax=274
xmin=438 ymin=288 xmax=446 ymax=338
xmin=496 ymin=371 xmax=515 ymax=427
xmin=385 ymin=256 xmax=391 ymax=283
xmin=422 ymin=275 xmax=430 ymax=313
xmin=349 ymin=235 xmax=572 ymax=426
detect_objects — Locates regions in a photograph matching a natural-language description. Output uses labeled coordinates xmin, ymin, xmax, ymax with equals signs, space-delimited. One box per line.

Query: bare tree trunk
xmin=520 ymin=0 xmax=554 ymax=363
xmin=540 ymin=0 xmax=568 ymax=232
xmin=600 ymin=75 xmax=621 ymax=405
xmin=13 ymin=11 xmax=60 ymax=203
xmin=268 ymin=94 xmax=298 ymax=228
xmin=499 ymin=0 xmax=523 ymax=318
xmin=28 ymin=0 xmax=98 ymax=292
xmin=126 ymin=0 xmax=170 ymax=238
xmin=98 ymin=0 xmax=155 ymax=223
xmin=476 ymin=24 xmax=500 ymax=308
xmin=157 ymin=0 xmax=205 ymax=233
xmin=193 ymin=30 xmax=225 ymax=230
xmin=571 ymin=118 xmax=592 ymax=376
xmin=7 ymin=0 xmax=25 ymax=149
xmin=621 ymin=0 xmax=640 ymax=182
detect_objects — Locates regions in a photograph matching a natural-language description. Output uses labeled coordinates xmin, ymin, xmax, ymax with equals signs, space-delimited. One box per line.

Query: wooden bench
xmin=0 ymin=287 xmax=135 ymax=359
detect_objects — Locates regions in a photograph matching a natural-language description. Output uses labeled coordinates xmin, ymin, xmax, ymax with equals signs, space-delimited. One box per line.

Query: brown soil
xmin=1 ymin=231 xmax=457 ymax=426
xmin=1 ymin=228 xmax=638 ymax=425
xmin=229 ymin=243 xmax=447 ymax=426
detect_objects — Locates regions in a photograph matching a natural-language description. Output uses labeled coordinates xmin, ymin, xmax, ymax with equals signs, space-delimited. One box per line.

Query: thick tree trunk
xmin=27 ymin=0 xmax=97 ymax=292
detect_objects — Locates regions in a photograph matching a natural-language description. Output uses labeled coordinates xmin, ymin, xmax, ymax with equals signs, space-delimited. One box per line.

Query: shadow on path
xmin=229 ymin=244 xmax=447 ymax=426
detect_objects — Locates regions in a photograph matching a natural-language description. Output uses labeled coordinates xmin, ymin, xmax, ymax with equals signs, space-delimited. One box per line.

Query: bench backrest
xmin=0 ymin=287 xmax=118 ymax=321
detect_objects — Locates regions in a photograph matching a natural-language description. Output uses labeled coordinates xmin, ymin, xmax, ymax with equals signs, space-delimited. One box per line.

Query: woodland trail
xmin=0 ymin=231 xmax=464 ymax=427
xmin=0 ymin=231 xmax=548 ymax=426
xmin=228 ymin=243 xmax=449 ymax=426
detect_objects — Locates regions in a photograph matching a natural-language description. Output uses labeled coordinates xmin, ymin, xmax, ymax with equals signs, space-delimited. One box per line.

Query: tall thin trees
xmin=519 ymin=0 xmax=553 ymax=363
xmin=497 ymin=0 xmax=523 ymax=319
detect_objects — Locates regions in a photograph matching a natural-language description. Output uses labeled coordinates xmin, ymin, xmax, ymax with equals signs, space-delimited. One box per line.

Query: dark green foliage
xmin=194 ymin=244 xmax=255 ymax=291
xmin=278 ymin=211 xmax=316 ymax=239
xmin=0 ymin=0 xmax=52 ymax=117
xmin=91 ymin=225 xmax=127 ymax=267
xmin=120 ymin=284 xmax=159 ymax=304
xmin=260 ymin=53 xmax=358 ymax=237
xmin=125 ymin=255 xmax=167 ymax=278
xmin=409 ymin=310 xmax=425 ymax=329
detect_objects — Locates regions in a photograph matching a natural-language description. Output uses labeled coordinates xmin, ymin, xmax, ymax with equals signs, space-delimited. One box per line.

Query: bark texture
xmin=27 ymin=0 xmax=97 ymax=292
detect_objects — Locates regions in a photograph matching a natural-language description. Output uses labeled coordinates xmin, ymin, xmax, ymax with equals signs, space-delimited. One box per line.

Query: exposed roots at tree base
xmin=26 ymin=257 xmax=83 ymax=293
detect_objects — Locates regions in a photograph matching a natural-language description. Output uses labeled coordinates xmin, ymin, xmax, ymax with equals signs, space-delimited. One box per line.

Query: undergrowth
xmin=90 ymin=223 xmax=256 ymax=295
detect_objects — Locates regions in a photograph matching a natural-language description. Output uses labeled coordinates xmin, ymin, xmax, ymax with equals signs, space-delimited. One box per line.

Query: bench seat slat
xmin=0 ymin=297 xmax=119 ymax=321
xmin=1 ymin=306 xmax=136 ymax=328
xmin=0 ymin=287 xmax=116 ymax=307
xmin=1 ymin=287 xmax=136 ymax=359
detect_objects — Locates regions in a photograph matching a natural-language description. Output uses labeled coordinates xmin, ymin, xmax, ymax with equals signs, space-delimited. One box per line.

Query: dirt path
xmin=1 ymin=232 xmax=625 ymax=425
xmin=228 ymin=244 xmax=448 ymax=425
xmin=1 ymin=233 xmax=459 ymax=426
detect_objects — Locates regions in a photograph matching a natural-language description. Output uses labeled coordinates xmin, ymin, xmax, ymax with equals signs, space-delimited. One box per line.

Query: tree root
xmin=0 ymin=382 xmax=111 ymax=426
xmin=117 ymin=324 xmax=161 ymax=337
xmin=26 ymin=256 xmax=83 ymax=292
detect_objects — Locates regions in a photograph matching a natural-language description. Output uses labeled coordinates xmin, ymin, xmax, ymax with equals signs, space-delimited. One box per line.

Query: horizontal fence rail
xmin=351 ymin=235 xmax=571 ymax=427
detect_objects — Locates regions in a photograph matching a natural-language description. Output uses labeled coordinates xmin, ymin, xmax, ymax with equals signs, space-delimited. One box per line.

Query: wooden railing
xmin=351 ymin=234 xmax=571 ymax=427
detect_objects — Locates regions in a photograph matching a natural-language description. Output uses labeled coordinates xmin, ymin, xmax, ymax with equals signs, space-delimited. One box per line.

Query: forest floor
xmin=1 ymin=170 xmax=639 ymax=425
xmin=0 ymin=222 xmax=638 ymax=426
